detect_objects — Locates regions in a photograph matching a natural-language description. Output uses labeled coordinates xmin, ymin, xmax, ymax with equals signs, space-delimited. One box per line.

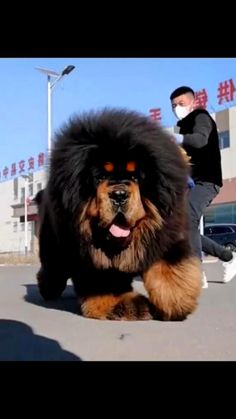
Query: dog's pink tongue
xmin=109 ymin=224 xmax=130 ymax=238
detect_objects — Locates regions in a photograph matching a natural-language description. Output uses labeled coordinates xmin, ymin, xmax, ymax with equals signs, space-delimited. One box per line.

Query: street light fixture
xmin=61 ymin=65 xmax=75 ymax=76
xmin=35 ymin=65 xmax=75 ymax=154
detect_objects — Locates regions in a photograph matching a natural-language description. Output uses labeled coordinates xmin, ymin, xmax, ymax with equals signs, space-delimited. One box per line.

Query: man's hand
xmin=187 ymin=176 xmax=195 ymax=189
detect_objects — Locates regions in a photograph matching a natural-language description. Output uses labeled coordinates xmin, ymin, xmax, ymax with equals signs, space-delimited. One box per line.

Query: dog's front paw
xmin=79 ymin=292 xmax=153 ymax=321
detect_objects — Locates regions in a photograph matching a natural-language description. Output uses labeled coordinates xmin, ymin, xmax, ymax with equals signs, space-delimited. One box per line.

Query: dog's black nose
xmin=109 ymin=189 xmax=129 ymax=205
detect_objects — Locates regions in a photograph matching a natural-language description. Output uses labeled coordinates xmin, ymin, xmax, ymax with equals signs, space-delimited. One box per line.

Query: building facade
xmin=204 ymin=106 xmax=236 ymax=224
xmin=0 ymin=170 xmax=46 ymax=253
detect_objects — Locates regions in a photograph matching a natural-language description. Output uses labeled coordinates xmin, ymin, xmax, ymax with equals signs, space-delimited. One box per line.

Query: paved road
xmin=0 ymin=259 xmax=235 ymax=361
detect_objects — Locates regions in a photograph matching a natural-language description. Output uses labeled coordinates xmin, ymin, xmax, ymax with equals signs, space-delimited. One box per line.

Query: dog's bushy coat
xmin=36 ymin=108 xmax=201 ymax=321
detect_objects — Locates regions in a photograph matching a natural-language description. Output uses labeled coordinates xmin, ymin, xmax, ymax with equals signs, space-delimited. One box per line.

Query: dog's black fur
xmin=36 ymin=108 xmax=200 ymax=320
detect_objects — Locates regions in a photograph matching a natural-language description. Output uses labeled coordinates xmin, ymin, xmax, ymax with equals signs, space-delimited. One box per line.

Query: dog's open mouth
xmin=108 ymin=213 xmax=131 ymax=239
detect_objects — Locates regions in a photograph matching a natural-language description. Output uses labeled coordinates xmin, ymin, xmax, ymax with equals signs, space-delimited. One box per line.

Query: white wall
xmin=0 ymin=170 xmax=46 ymax=253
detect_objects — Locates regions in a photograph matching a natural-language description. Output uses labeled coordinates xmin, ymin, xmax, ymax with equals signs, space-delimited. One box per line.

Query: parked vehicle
xmin=204 ymin=223 xmax=236 ymax=251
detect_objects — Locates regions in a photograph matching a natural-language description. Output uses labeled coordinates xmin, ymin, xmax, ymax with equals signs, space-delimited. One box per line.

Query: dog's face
xmin=50 ymin=109 xmax=189 ymax=272
xmin=84 ymin=158 xmax=162 ymax=253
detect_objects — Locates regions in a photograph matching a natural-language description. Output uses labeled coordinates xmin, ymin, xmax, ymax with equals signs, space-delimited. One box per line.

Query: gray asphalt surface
xmin=0 ymin=259 xmax=235 ymax=361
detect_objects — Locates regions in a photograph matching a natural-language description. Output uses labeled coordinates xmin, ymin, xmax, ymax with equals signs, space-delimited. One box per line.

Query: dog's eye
xmin=126 ymin=161 xmax=137 ymax=172
xmin=104 ymin=162 xmax=114 ymax=172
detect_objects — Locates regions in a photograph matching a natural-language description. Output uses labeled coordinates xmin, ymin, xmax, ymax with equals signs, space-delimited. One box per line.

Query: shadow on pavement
xmin=0 ymin=319 xmax=82 ymax=361
xmin=23 ymin=284 xmax=78 ymax=314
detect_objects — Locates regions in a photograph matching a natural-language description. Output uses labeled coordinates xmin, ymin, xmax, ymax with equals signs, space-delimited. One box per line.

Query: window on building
xmin=204 ymin=203 xmax=236 ymax=224
xmin=28 ymin=182 xmax=33 ymax=197
xmin=20 ymin=222 xmax=24 ymax=232
xmin=233 ymin=204 xmax=236 ymax=224
xmin=28 ymin=173 xmax=33 ymax=182
xmin=13 ymin=178 xmax=18 ymax=201
xmin=13 ymin=222 xmax=17 ymax=232
xmin=20 ymin=187 xmax=25 ymax=204
xmin=218 ymin=130 xmax=230 ymax=150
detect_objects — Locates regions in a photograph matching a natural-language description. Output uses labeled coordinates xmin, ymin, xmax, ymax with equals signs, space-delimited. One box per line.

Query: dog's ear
xmin=34 ymin=189 xmax=44 ymax=206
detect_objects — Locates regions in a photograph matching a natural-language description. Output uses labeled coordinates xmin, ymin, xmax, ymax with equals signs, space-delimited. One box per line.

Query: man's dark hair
xmin=170 ymin=86 xmax=195 ymax=101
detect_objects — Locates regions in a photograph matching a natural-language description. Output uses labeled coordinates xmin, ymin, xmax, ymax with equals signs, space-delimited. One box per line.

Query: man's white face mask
xmin=174 ymin=102 xmax=194 ymax=120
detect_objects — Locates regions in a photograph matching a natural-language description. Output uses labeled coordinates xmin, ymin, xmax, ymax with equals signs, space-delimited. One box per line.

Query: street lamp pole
xmin=47 ymin=75 xmax=52 ymax=153
xmin=36 ymin=65 xmax=75 ymax=155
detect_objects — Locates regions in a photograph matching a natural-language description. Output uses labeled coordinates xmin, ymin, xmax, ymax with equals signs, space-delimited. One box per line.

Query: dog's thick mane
xmin=49 ymin=108 xmax=188 ymax=219
xmin=36 ymin=108 xmax=201 ymax=321
xmin=41 ymin=109 xmax=191 ymax=274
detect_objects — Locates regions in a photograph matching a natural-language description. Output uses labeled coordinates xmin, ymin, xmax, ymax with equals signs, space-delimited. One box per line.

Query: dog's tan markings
xmin=143 ymin=257 xmax=201 ymax=321
xmin=79 ymin=291 xmax=152 ymax=320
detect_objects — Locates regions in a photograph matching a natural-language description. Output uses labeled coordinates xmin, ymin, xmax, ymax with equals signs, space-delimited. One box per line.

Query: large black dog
xmin=36 ymin=108 xmax=201 ymax=321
